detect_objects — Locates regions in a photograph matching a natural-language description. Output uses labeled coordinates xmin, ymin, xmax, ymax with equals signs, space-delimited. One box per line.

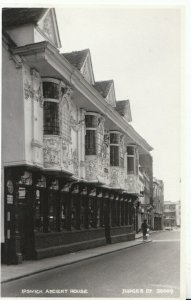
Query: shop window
xmin=48 ymin=193 xmax=56 ymax=231
xmin=85 ymin=114 xmax=98 ymax=155
xmin=71 ymin=197 xmax=77 ymax=229
xmin=80 ymin=198 xmax=86 ymax=228
xmin=34 ymin=189 xmax=43 ymax=232
xmin=61 ymin=202 xmax=66 ymax=229
xmin=88 ymin=198 xmax=95 ymax=228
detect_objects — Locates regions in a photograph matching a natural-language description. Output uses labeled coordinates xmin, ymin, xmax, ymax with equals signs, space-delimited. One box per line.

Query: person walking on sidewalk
xmin=141 ymin=219 xmax=148 ymax=241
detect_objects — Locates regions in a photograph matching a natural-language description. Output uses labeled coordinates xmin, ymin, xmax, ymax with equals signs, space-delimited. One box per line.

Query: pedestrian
xmin=141 ymin=219 xmax=148 ymax=241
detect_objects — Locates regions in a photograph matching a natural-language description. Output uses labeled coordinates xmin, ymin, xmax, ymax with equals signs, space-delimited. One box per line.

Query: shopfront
xmin=4 ymin=166 xmax=135 ymax=264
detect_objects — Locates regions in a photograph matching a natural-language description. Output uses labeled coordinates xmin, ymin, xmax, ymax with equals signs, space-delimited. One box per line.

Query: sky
xmin=56 ymin=5 xmax=181 ymax=203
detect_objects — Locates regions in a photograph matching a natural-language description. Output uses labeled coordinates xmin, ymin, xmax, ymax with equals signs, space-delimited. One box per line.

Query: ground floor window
xmin=34 ymin=189 xmax=44 ymax=232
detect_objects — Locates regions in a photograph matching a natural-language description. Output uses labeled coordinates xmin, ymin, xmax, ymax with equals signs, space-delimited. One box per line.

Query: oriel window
xmin=44 ymin=101 xmax=59 ymax=135
xmin=85 ymin=114 xmax=98 ymax=155
xmin=43 ymin=79 xmax=60 ymax=135
xmin=110 ymin=132 xmax=120 ymax=167
xmin=127 ymin=145 xmax=138 ymax=175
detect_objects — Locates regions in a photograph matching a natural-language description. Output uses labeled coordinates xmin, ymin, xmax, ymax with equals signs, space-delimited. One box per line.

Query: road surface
xmin=1 ymin=230 xmax=180 ymax=298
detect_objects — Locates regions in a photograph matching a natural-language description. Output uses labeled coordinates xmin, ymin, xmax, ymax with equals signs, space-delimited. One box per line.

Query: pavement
xmin=1 ymin=231 xmax=153 ymax=284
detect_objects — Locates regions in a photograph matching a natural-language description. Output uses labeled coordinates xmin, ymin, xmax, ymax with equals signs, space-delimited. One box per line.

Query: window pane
xmin=43 ymin=82 xmax=59 ymax=99
xmin=127 ymin=156 xmax=134 ymax=173
xmin=44 ymin=101 xmax=59 ymax=135
xmin=127 ymin=146 xmax=135 ymax=155
xmin=85 ymin=130 xmax=96 ymax=155
xmin=110 ymin=133 xmax=120 ymax=144
xmin=110 ymin=145 xmax=119 ymax=166
xmin=85 ymin=115 xmax=98 ymax=128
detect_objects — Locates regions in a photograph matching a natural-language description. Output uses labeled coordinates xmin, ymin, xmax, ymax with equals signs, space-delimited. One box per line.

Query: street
xmin=1 ymin=230 xmax=180 ymax=298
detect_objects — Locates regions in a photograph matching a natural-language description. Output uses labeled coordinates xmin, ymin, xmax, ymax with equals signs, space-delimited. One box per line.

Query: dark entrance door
xmin=16 ymin=186 xmax=35 ymax=260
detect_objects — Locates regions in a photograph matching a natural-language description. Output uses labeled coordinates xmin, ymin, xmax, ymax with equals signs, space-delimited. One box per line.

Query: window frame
xmin=43 ymin=78 xmax=60 ymax=136
xmin=127 ymin=145 xmax=138 ymax=175
xmin=85 ymin=112 xmax=98 ymax=156
xmin=110 ymin=131 xmax=121 ymax=167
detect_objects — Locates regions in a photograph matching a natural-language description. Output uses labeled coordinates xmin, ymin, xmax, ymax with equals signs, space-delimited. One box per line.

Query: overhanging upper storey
xmin=10 ymin=41 xmax=153 ymax=155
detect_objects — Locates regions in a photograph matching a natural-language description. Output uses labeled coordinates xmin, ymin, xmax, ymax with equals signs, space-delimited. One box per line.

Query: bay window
xmin=44 ymin=101 xmax=59 ymax=135
xmin=110 ymin=132 xmax=120 ymax=167
xmin=43 ymin=79 xmax=60 ymax=135
xmin=127 ymin=145 xmax=139 ymax=174
xmin=85 ymin=114 xmax=98 ymax=155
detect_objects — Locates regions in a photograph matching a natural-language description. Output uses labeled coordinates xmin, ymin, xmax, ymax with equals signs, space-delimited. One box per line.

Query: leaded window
xmin=43 ymin=81 xmax=59 ymax=99
xmin=85 ymin=114 xmax=98 ymax=155
xmin=110 ymin=132 xmax=120 ymax=167
xmin=44 ymin=101 xmax=59 ymax=135
xmin=110 ymin=146 xmax=119 ymax=166
xmin=85 ymin=130 xmax=96 ymax=155
xmin=127 ymin=145 xmax=138 ymax=174
xmin=43 ymin=80 xmax=60 ymax=135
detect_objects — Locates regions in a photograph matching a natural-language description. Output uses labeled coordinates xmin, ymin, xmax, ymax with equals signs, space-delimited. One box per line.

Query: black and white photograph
xmin=0 ymin=0 xmax=190 ymax=299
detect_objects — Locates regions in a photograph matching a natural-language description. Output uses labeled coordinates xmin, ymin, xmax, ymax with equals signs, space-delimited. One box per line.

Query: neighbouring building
xmin=152 ymin=178 xmax=164 ymax=230
xmin=137 ymin=154 xmax=153 ymax=231
xmin=163 ymin=201 xmax=176 ymax=228
xmin=1 ymin=8 xmax=154 ymax=264
xmin=176 ymin=200 xmax=181 ymax=227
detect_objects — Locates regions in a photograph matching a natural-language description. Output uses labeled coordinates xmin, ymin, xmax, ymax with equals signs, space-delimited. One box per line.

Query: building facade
xmin=152 ymin=178 xmax=164 ymax=230
xmin=163 ymin=201 xmax=176 ymax=228
xmin=176 ymin=200 xmax=181 ymax=227
xmin=1 ymin=8 xmax=153 ymax=264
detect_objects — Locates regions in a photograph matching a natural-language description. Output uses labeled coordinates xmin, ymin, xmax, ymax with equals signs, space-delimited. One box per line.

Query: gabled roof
xmin=93 ymin=80 xmax=113 ymax=98
xmin=62 ymin=49 xmax=89 ymax=71
xmin=2 ymin=8 xmax=48 ymax=28
xmin=37 ymin=9 xmax=61 ymax=49
xmin=115 ymin=100 xmax=132 ymax=122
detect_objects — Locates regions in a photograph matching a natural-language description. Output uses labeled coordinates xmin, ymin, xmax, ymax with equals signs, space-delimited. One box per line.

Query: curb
xmin=1 ymin=240 xmax=152 ymax=284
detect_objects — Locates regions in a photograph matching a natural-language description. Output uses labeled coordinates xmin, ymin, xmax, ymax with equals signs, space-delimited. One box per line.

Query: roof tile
xmin=2 ymin=8 xmax=48 ymax=28
xmin=62 ymin=49 xmax=89 ymax=70
xmin=93 ymin=80 xmax=113 ymax=98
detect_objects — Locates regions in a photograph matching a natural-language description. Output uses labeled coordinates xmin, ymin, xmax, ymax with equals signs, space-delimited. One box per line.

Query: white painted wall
xmin=7 ymin=24 xmax=34 ymax=47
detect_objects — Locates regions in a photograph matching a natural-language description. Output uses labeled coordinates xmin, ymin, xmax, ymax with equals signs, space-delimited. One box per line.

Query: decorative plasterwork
xmin=11 ymin=42 xmax=153 ymax=153
xmin=62 ymin=141 xmax=79 ymax=176
xmin=70 ymin=116 xmax=85 ymax=132
xmin=80 ymin=53 xmax=95 ymax=85
xmin=24 ymin=67 xmax=44 ymax=107
xmin=126 ymin=174 xmax=141 ymax=194
xmin=59 ymin=85 xmax=73 ymax=104
xmin=85 ymin=155 xmax=110 ymax=184
xmin=110 ymin=167 xmax=126 ymax=189
xmin=18 ymin=171 xmax=32 ymax=185
xmin=9 ymin=53 xmax=23 ymax=69
xmin=36 ymin=175 xmax=46 ymax=188
xmin=49 ymin=179 xmax=59 ymax=190
xmin=37 ymin=9 xmax=61 ymax=48
xmin=43 ymin=137 xmax=61 ymax=166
